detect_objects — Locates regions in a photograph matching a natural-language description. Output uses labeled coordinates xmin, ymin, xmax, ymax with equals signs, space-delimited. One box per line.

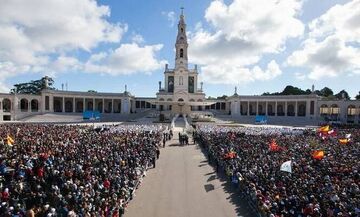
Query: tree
xmin=87 ymin=90 xmax=97 ymax=93
xmin=356 ymin=91 xmax=360 ymax=100
xmin=319 ymin=87 xmax=334 ymax=97
xmin=11 ymin=76 xmax=55 ymax=94
xmin=281 ymin=85 xmax=307 ymax=95
xmin=262 ymin=85 xmax=307 ymax=95
xmin=217 ymin=95 xmax=227 ymax=99
xmin=305 ymin=89 xmax=312 ymax=94
xmin=335 ymin=90 xmax=350 ymax=100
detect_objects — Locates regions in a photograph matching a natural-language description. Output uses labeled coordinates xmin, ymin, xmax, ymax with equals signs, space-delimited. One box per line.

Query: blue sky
xmin=0 ymin=0 xmax=359 ymax=98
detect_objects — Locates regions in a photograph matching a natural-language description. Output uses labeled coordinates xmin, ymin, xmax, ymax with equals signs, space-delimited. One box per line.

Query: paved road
xmin=125 ymin=119 xmax=255 ymax=217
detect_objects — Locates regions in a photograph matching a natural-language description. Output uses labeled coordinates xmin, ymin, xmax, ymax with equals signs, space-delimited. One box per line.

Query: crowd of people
xmin=0 ymin=123 xmax=168 ymax=217
xmin=196 ymin=125 xmax=360 ymax=217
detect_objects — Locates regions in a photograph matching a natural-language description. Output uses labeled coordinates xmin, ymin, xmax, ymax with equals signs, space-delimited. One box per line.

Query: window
xmin=181 ymin=28 xmax=184 ymax=33
xmin=180 ymin=49 xmax=184 ymax=58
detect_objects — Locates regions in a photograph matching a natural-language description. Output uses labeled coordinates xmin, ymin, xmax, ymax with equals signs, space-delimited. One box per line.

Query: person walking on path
xmin=152 ymin=155 xmax=156 ymax=168
xmin=156 ymin=148 xmax=160 ymax=159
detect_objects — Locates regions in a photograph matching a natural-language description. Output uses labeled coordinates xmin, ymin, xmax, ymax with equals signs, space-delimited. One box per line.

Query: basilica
xmin=0 ymin=13 xmax=359 ymax=124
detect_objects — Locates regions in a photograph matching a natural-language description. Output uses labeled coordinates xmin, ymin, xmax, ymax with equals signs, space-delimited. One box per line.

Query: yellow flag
xmin=6 ymin=135 xmax=14 ymax=146
xmin=339 ymin=138 xmax=349 ymax=145
xmin=318 ymin=125 xmax=330 ymax=132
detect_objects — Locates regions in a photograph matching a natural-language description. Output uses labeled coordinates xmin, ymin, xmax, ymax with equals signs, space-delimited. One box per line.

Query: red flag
xmin=312 ymin=150 xmax=324 ymax=160
xmin=269 ymin=140 xmax=281 ymax=152
xmin=224 ymin=151 xmax=236 ymax=159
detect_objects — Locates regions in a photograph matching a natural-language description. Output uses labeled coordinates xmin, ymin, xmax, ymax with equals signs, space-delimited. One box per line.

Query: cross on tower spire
xmin=180 ymin=7 xmax=184 ymax=16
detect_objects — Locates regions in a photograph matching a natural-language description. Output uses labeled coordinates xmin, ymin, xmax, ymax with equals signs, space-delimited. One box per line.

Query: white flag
xmin=345 ymin=134 xmax=351 ymax=139
xmin=280 ymin=160 xmax=292 ymax=173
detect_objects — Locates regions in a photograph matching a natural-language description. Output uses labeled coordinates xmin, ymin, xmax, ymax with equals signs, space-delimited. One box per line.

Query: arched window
xmin=347 ymin=105 xmax=356 ymax=116
xmin=330 ymin=104 xmax=340 ymax=114
xmin=54 ymin=99 xmax=62 ymax=112
xmin=320 ymin=104 xmax=328 ymax=115
xmin=298 ymin=104 xmax=306 ymax=116
xmin=258 ymin=104 xmax=263 ymax=115
xmin=87 ymin=101 xmax=93 ymax=111
xmin=277 ymin=104 xmax=284 ymax=116
xmin=31 ymin=99 xmax=39 ymax=112
xmin=267 ymin=104 xmax=273 ymax=115
xmin=249 ymin=104 xmax=254 ymax=115
xmin=287 ymin=104 xmax=295 ymax=116
xmin=2 ymin=99 xmax=11 ymax=112
xmin=20 ymin=99 xmax=29 ymax=112
xmin=65 ymin=100 xmax=73 ymax=113
xmin=76 ymin=101 xmax=84 ymax=113
xmin=180 ymin=49 xmax=184 ymax=58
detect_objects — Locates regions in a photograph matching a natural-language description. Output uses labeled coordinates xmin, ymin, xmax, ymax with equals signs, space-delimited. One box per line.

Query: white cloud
xmin=287 ymin=0 xmax=360 ymax=80
xmin=50 ymin=56 xmax=82 ymax=74
xmin=0 ymin=62 xmax=31 ymax=92
xmin=295 ymin=72 xmax=306 ymax=81
xmin=131 ymin=34 xmax=145 ymax=44
xmin=0 ymin=0 xmax=127 ymax=89
xmin=189 ymin=0 xmax=304 ymax=84
xmin=162 ymin=11 xmax=176 ymax=27
xmin=85 ymin=43 xmax=167 ymax=75
xmin=201 ymin=60 xmax=282 ymax=84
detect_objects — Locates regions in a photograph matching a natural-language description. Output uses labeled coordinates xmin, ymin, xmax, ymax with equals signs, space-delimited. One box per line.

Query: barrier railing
xmin=122 ymin=165 xmax=148 ymax=216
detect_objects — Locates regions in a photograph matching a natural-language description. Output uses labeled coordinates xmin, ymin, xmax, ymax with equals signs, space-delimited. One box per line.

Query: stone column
xmin=305 ymin=100 xmax=310 ymax=118
xmin=50 ymin=96 xmax=54 ymax=112
xmin=93 ymin=98 xmax=95 ymax=111
xmin=73 ymin=98 xmax=76 ymax=113
xmin=275 ymin=101 xmax=278 ymax=116
xmin=341 ymin=103 xmax=347 ymax=122
xmin=62 ymin=97 xmax=65 ymax=113
xmin=28 ymin=101 xmax=31 ymax=112
xmin=295 ymin=101 xmax=298 ymax=117
xmin=41 ymin=94 xmax=45 ymax=113
xmin=285 ymin=101 xmax=288 ymax=116
xmin=102 ymin=98 xmax=105 ymax=113
xmin=83 ymin=98 xmax=86 ymax=112
xmin=256 ymin=101 xmax=259 ymax=115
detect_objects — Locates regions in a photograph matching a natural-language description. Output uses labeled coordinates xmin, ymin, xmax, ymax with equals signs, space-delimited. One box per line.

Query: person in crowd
xmin=0 ymin=123 xmax=166 ymax=216
xmin=196 ymin=124 xmax=360 ymax=217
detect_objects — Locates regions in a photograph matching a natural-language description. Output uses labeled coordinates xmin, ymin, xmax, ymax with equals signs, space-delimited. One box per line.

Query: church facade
xmin=0 ymin=13 xmax=359 ymax=124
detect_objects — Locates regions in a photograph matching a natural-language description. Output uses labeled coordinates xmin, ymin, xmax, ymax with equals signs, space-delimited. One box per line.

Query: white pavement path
xmin=125 ymin=118 xmax=255 ymax=217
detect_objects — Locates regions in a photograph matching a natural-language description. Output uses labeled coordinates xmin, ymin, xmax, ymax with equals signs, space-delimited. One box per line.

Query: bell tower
xmin=156 ymin=8 xmax=206 ymax=115
xmin=175 ymin=7 xmax=188 ymax=69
